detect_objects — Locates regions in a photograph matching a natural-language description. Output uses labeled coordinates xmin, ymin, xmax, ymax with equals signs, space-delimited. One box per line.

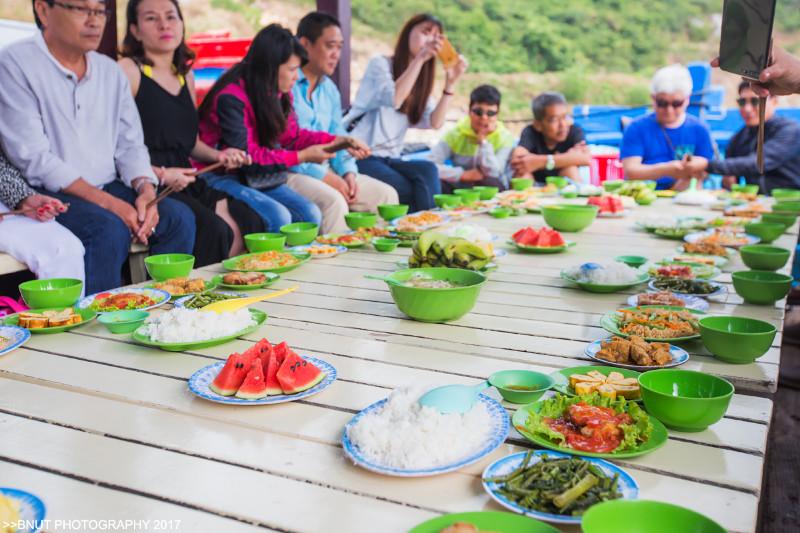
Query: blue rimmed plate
xmin=627 ymin=292 xmax=710 ymax=311
xmin=584 ymin=337 xmax=690 ymax=371
xmin=647 ymin=278 xmax=727 ymax=299
xmin=684 ymin=231 xmax=760 ymax=248
xmin=289 ymin=244 xmax=348 ymax=258
xmin=77 ymin=287 xmax=170 ymax=313
xmin=482 ymin=450 xmax=639 ymax=524
xmin=188 ymin=356 xmax=336 ymax=405
xmin=0 ymin=487 xmax=45 ymax=533
xmin=342 ymin=394 xmax=509 ymax=477
xmin=0 ymin=325 xmax=30 ymax=357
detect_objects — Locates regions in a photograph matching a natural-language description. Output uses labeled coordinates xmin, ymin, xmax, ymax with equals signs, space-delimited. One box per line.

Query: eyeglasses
xmin=542 ymin=114 xmax=573 ymax=125
xmin=51 ymin=1 xmax=111 ymax=19
xmin=470 ymin=108 xmax=498 ymax=117
xmin=655 ymin=99 xmax=685 ymax=109
xmin=737 ymin=97 xmax=764 ymax=108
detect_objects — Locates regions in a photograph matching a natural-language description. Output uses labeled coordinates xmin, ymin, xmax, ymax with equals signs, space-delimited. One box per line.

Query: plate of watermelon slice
xmin=188 ymin=338 xmax=336 ymax=405
xmin=509 ymin=227 xmax=575 ymax=254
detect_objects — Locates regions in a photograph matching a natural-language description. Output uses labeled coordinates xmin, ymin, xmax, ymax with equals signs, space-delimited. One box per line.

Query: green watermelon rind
xmin=281 ymin=371 xmax=326 ymax=395
xmin=209 ymin=382 xmax=238 ymax=397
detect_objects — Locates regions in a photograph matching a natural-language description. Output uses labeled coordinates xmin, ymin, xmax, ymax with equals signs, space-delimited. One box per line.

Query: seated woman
xmin=430 ymin=84 xmax=515 ymax=193
xmin=0 ymin=150 xmax=85 ymax=286
xmin=198 ymin=24 xmax=367 ymax=231
xmin=120 ymin=0 xmax=264 ymax=266
xmin=344 ymin=13 xmax=468 ymax=212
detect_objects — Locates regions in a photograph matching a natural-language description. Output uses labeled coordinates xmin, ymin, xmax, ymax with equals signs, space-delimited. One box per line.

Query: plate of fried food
xmin=148 ymin=277 xmax=218 ymax=299
xmin=627 ymin=290 xmax=709 ymax=311
xmin=4 ymin=307 xmax=96 ymax=334
xmin=212 ymin=271 xmax=280 ymax=291
xmin=585 ymin=335 xmax=689 ymax=371
xmin=222 ymin=250 xmax=311 ymax=273
xmin=600 ymin=305 xmax=703 ymax=342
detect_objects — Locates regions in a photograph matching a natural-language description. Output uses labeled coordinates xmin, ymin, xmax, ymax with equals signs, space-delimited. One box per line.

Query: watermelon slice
xmin=264 ymin=342 xmax=290 ymax=395
xmin=235 ymin=361 xmax=268 ymax=399
xmin=513 ymin=227 xmax=540 ymax=246
xmin=209 ymin=353 xmax=248 ymax=396
xmin=239 ymin=343 xmax=262 ymax=369
xmin=276 ymin=352 xmax=325 ymax=394
xmin=537 ymin=228 xmax=566 ymax=247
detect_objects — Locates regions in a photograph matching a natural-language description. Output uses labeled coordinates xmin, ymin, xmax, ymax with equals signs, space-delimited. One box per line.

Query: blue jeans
xmin=41 ymin=181 xmax=195 ymax=294
xmin=203 ymin=174 xmax=321 ymax=231
xmin=356 ymin=157 xmax=440 ymax=212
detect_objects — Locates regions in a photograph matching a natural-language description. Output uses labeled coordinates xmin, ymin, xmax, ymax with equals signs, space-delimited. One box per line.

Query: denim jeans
xmin=355 ymin=157 xmax=440 ymax=212
xmin=41 ymin=181 xmax=195 ymax=294
xmin=202 ymin=174 xmax=321 ymax=231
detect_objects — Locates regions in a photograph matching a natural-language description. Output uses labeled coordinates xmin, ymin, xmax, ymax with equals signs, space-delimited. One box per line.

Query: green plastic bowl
xmin=541 ymin=204 xmax=599 ymax=232
xmin=614 ymin=255 xmax=648 ymax=268
xmin=97 ymin=310 xmax=150 ymax=334
xmin=743 ymin=222 xmax=784 ymax=244
xmin=244 ymin=232 xmax=286 ymax=252
xmin=372 ymin=237 xmax=400 ymax=252
xmin=18 ymin=278 xmax=83 ymax=308
xmin=280 ymin=222 xmax=320 ymax=245
xmin=488 ymin=370 xmax=554 ymax=404
xmin=771 ymin=188 xmax=800 ymax=200
xmin=739 ymin=245 xmax=791 ymax=271
xmin=377 ymin=204 xmax=409 ymax=221
xmin=773 ymin=200 xmax=800 ymax=215
xmin=732 ymin=184 xmax=759 ymax=194
xmin=582 ymin=500 xmax=725 ymax=533
xmin=638 ymin=369 xmax=734 ymax=431
xmin=731 ymin=270 xmax=793 ymax=305
xmin=546 ymin=176 xmax=569 ymax=189
xmin=561 ymin=191 xmax=578 ymax=199
xmin=343 ymin=212 xmax=377 ymax=231
xmin=453 ymin=189 xmax=481 ymax=206
xmin=433 ymin=194 xmax=463 ymax=209
xmin=511 ymin=177 xmax=533 ymax=191
xmin=383 ymin=268 xmax=486 ymax=322
xmin=472 ymin=185 xmax=499 ymax=200
xmin=699 ymin=315 xmax=777 ymax=363
xmin=644 ymin=180 xmax=657 ymax=190
xmin=144 ymin=253 xmax=194 ymax=281
xmin=760 ymin=213 xmax=797 ymax=230
xmin=603 ymin=181 xmax=625 ymax=192
xmin=489 ymin=207 xmax=512 ymax=219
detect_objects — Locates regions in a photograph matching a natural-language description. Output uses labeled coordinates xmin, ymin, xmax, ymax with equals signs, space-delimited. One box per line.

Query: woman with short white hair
xmin=620 ymin=64 xmax=715 ymax=190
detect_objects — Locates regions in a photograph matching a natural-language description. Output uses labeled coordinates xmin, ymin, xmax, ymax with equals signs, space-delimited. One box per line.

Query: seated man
xmin=290 ymin=12 xmax=397 ymax=234
xmin=0 ymin=0 xmax=194 ymax=293
xmin=698 ymin=82 xmax=800 ymax=193
xmin=430 ymin=84 xmax=515 ymax=193
xmin=620 ymin=64 xmax=712 ymax=190
xmin=509 ymin=91 xmax=591 ymax=184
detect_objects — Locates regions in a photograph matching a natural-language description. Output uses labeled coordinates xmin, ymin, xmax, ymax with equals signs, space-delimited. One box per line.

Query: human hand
xmin=322 ymin=172 xmax=351 ymax=201
xmin=217 ymin=148 xmax=251 ymax=169
xmin=299 ymin=144 xmax=336 ymax=164
xmin=722 ymin=175 xmax=738 ymax=190
xmin=567 ymin=141 xmax=591 ymax=156
xmin=18 ymin=194 xmax=67 ymax=222
xmin=134 ymin=183 xmax=159 ymax=245
xmin=342 ymin=137 xmax=371 ymax=160
xmin=460 ymin=168 xmax=484 ymax=183
xmin=510 ymin=153 xmax=540 ymax=175
xmin=418 ymin=35 xmax=443 ymax=63
xmin=445 ymin=54 xmax=469 ymax=86
xmin=158 ymin=167 xmax=196 ymax=192
xmin=712 ymin=47 xmax=800 ymax=97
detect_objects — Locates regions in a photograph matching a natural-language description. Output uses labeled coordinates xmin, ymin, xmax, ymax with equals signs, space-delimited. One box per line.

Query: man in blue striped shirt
xmin=289 ymin=12 xmax=397 ymax=234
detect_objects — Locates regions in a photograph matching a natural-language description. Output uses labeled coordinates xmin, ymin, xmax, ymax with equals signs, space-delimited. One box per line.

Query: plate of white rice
xmin=342 ymin=387 xmax=509 ymax=477
xmin=132 ymin=307 xmax=267 ymax=351
xmin=561 ymin=263 xmax=649 ymax=293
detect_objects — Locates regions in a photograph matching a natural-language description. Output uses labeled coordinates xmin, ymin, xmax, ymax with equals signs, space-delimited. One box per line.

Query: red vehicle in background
xmin=187 ymin=31 xmax=251 ymax=104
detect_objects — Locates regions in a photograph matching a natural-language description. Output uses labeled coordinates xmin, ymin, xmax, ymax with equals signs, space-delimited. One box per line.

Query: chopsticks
xmin=190 ymin=161 xmax=225 ymax=176
xmin=146 ymin=185 xmax=176 ymax=209
xmin=757 ymin=96 xmax=767 ymax=175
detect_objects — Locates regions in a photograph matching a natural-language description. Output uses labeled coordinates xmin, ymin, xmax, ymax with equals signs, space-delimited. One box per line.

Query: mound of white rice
xmin=566 ymin=262 xmax=642 ymax=284
xmin=441 ymin=224 xmax=493 ymax=243
xmin=142 ymin=308 xmax=255 ymax=343
xmin=347 ymin=387 xmax=492 ymax=470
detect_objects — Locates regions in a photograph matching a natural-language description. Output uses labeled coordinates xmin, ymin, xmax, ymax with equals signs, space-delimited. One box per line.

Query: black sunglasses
xmin=737 ymin=97 xmax=764 ymax=107
xmin=655 ymin=99 xmax=685 ymax=109
xmin=470 ymin=108 xmax=498 ymax=117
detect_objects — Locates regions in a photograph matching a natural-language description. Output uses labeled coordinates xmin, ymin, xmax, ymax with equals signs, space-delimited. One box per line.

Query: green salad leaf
xmin=522 ymin=393 xmax=653 ymax=453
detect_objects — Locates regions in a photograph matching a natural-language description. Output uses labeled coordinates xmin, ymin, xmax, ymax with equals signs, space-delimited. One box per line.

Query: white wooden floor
xmin=0 ymin=199 xmax=791 ymax=533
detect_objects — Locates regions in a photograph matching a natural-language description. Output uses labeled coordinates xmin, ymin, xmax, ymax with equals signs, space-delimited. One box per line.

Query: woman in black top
xmin=119 ymin=0 xmax=263 ymax=266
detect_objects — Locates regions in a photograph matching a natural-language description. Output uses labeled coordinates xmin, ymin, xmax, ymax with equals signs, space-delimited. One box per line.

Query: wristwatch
xmin=545 ymin=154 xmax=556 ymax=171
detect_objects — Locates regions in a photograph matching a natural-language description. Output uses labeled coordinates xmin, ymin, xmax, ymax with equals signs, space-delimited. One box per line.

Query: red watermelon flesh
xmin=235 ymin=361 xmax=268 ymax=399
xmin=513 ymin=227 xmax=540 ymax=246
xmin=276 ymin=352 xmax=325 ymax=394
xmin=264 ymin=341 xmax=291 ymax=395
xmin=537 ymin=229 xmax=566 ymax=247
xmin=209 ymin=353 xmax=248 ymax=396
xmin=239 ymin=343 xmax=262 ymax=369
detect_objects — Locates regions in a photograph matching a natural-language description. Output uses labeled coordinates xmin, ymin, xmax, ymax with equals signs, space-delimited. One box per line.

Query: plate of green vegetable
xmin=174 ymin=291 xmax=244 ymax=309
xmin=482 ymin=450 xmax=638 ymax=524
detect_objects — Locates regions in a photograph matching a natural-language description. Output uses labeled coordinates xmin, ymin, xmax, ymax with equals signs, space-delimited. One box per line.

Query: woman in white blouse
xmin=344 ymin=13 xmax=468 ymax=212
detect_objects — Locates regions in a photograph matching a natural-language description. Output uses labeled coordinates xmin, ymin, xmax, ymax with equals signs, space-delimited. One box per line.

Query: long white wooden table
xmin=0 ymin=199 xmax=793 ymax=533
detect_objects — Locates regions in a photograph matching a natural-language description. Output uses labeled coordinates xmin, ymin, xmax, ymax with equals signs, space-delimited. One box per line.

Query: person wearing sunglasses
xmin=620 ymin=64 xmax=714 ymax=190
xmin=693 ymin=82 xmax=800 ymax=193
xmin=429 ymin=84 xmax=515 ymax=193
xmin=509 ymin=92 xmax=592 ymax=184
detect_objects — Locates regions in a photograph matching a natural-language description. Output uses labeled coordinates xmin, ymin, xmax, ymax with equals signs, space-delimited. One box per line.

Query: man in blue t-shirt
xmin=620 ymin=64 xmax=714 ymax=190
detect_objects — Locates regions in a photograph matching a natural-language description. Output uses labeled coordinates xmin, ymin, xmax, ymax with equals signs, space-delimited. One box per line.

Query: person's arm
xmin=113 ymin=68 xmax=158 ymax=189
xmin=707 ymin=123 xmax=800 ymax=177
xmin=478 ymin=141 xmax=514 ymax=180
xmin=0 ymin=152 xmax=36 ymax=209
xmin=429 ymin=55 xmax=469 ymax=129
xmin=511 ymin=148 xmax=593 ymax=175
xmin=622 ymin=156 xmax=685 ymax=180
xmin=429 ymin=139 xmax=463 ymax=182
xmin=329 ymin=88 xmax=359 ymax=179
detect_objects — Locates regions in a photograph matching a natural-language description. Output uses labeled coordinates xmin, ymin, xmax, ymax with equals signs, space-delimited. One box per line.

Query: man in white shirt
xmin=0 ymin=0 xmax=194 ymax=292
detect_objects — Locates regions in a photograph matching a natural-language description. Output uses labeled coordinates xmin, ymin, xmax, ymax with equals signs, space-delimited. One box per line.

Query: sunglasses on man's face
xmin=470 ymin=108 xmax=498 ymax=117
xmin=655 ymin=99 xmax=685 ymax=109
xmin=737 ymin=97 xmax=764 ymax=108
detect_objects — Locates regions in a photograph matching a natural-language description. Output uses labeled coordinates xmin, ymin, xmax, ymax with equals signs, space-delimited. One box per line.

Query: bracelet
xmin=442 ymin=89 xmax=455 ymax=96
